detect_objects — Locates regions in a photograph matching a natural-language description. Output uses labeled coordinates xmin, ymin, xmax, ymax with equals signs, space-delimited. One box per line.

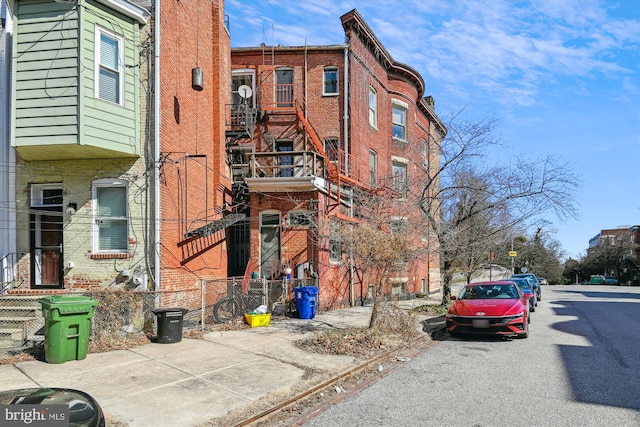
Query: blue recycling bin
xmin=293 ymin=286 xmax=318 ymax=319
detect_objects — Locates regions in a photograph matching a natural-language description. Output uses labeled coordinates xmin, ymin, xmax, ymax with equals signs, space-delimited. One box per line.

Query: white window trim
xmin=392 ymin=99 xmax=408 ymax=142
xmin=369 ymin=86 xmax=378 ymax=129
xmin=92 ymin=179 xmax=129 ymax=254
xmin=324 ymin=137 xmax=340 ymax=163
xmin=323 ymin=67 xmax=339 ymax=96
xmin=232 ymin=69 xmax=256 ymax=107
xmin=31 ymin=183 xmax=63 ymax=207
xmin=95 ymin=26 xmax=125 ymax=106
xmin=421 ymin=139 xmax=429 ymax=168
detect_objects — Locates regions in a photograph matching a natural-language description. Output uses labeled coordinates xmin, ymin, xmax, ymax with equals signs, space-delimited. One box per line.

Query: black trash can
xmin=152 ymin=308 xmax=188 ymax=343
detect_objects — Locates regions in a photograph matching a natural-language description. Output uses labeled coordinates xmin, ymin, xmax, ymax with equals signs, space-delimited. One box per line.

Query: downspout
xmin=0 ymin=2 xmax=16 ymax=274
xmin=344 ymin=46 xmax=355 ymax=307
xmin=153 ymin=0 xmax=161 ymax=292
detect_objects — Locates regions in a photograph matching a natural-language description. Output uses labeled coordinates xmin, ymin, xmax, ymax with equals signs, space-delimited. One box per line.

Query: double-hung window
xmin=324 ymin=138 xmax=339 ymax=163
xmin=421 ymin=139 xmax=429 ymax=168
xmin=95 ymin=27 xmax=124 ymax=105
xmin=369 ymin=87 xmax=377 ymax=128
xmin=392 ymin=103 xmax=407 ymax=141
xmin=392 ymin=160 xmax=408 ymax=199
xmin=369 ymin=149 xmax=378 ymax=188
xmin=329 ymin=221 xmax=342 ymax=262
xmin=93 ymin=179 xmax=128 ymax=254
xmin=232 ymin=71 xmax=255 ymax=107
xmin=390 ymin=217 xmax=408 ymax=234
xmin=323 ymin=67 xmax=338 ymax=95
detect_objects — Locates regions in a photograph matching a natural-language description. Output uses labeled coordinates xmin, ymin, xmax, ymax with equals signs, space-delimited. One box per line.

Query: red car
xmin=446 ymin=281 xmax=530 ymax=339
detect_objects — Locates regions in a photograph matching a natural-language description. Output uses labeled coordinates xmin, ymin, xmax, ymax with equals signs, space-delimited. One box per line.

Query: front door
xmin=30 ymin=185 xmax=64 ymax=288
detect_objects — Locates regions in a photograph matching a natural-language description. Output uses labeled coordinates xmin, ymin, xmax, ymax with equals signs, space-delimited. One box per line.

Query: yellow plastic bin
xmin=39 ymin=295 xmax=98 ymax=364
xmin=245 ymin=313 xmax=271 ymax=327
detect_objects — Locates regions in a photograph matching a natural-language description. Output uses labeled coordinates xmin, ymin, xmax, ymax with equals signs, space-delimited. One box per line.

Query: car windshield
xmin=458 ymin=284 xmax=519 ymax=300
xmin=512 ymin=275 xmax=536 ymax=286
xmin=509 ymin=279 xmax=531 ymax=290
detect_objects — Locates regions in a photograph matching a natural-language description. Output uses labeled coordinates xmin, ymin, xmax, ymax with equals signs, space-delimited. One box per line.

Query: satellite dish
xmin=238 ymin=85 xmax=253 ymax=99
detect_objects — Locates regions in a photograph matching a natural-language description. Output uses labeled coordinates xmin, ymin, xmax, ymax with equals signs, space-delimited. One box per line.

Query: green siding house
xmin=11 ymin=0 xmax=149 ymax=160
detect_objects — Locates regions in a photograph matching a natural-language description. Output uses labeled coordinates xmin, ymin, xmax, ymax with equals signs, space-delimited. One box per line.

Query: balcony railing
xmin=225 ymin=104 xmax=257 ymax=138
xmin=231 ymin=150 xmax=327 ymax=182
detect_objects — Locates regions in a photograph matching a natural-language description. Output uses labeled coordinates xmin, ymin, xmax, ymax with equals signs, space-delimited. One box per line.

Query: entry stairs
xmin=0 ymin=295 xmax=44 ymax=353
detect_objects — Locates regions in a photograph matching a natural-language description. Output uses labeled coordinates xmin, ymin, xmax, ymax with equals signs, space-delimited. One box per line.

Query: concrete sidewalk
xmin=0 ymin=297 xmax=446 ymax=426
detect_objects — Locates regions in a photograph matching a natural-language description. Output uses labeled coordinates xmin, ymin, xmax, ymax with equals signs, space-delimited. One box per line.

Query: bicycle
xmin=212 ymin=282 xmax=272 ymax=323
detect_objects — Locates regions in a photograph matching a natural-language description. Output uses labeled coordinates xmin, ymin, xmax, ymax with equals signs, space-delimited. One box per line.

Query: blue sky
xmin=225 ymin=0 xmax=640 ymax=260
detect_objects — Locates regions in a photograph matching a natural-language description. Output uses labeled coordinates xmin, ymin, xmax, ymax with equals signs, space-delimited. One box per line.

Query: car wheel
xmin=521 ymin=321 xmax=529 ymax=338
xmin=530 ymin=305 xmax=535 ymax=313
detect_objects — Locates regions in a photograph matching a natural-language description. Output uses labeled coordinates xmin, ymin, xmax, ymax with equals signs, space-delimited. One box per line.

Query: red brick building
xmin=157 ymin=0 xmax=233 ymax=302
xmin=227 ymin=10 xmax=446 ymax=308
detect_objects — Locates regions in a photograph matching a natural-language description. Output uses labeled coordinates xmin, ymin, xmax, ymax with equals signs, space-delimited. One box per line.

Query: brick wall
xmin=230 ymin=10 xmax=443 ymax=308
xmin=158 ymin=0 xmax=231 ymax=295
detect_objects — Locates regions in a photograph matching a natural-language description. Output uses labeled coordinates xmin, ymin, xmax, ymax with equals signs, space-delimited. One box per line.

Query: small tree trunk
xmin=369 ymin=267 xmax=389 ymax=329
xmin=441 ymin=262 xmax=453 ymax=305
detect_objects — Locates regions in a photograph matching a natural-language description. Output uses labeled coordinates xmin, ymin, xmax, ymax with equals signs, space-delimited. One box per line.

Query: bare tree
xmin=412 ymin=110 xmax=580 ymax=304
xmin=341 ymin=189 xmax=430 ymax=328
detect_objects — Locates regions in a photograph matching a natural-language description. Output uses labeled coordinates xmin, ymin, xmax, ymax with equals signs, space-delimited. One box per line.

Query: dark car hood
xmin=449 ymin=299 xmax=525 ymax=316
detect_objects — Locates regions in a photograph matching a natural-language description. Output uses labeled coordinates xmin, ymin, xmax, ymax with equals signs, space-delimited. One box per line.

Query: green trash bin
xmin=39 ymin=295 xmax=98 ymax=364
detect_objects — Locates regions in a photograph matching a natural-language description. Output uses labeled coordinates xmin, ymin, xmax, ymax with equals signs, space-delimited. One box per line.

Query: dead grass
xmin=411 ymin=303 xmax=450 ymax=316
xmin=295 ymin=305 xmax=422 ymax=359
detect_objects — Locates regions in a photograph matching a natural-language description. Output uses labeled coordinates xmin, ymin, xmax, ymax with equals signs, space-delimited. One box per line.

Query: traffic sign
xmin=509 ymin=251 xmax=517 ymax=257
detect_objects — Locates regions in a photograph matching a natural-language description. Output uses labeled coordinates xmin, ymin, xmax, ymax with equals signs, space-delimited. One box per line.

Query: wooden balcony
xmin=232 ymin=150 xmax=328 ymax=193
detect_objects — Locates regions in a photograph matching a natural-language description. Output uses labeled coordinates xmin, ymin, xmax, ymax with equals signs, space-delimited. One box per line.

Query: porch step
xmin=0 ymin=306 xmax=40 ymax=317
xmin=0 ymin=296 xmax=45 ymax=352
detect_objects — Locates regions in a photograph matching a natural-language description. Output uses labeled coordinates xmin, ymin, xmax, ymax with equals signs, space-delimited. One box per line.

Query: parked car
xmin=446 ymin=281 xmax=530 ymax=339
xmin=508 ymin=277 xmax=537 ymax=312
xmin=511 ymin=273 xmax=542 ymax=301
xmin=0 ymin=388 xmax=105 ymax=427
xmin=589 ymin=275 xmax=604 ymax=285
xmin=538 ymin=277 xmax=548 ymax=285
xmin=588 ymin=275 xmax=620 ymax=285
xmin=604 ymin=276 xmax=619 ymax=285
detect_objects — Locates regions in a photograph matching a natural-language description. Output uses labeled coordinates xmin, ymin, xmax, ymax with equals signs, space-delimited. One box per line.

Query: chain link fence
xmin=0 ymin=277 xmax=318 ymax=359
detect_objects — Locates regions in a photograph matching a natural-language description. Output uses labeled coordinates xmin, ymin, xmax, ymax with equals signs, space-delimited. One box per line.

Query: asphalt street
xmin=303 ymin=285 xmax=640 ymax=426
